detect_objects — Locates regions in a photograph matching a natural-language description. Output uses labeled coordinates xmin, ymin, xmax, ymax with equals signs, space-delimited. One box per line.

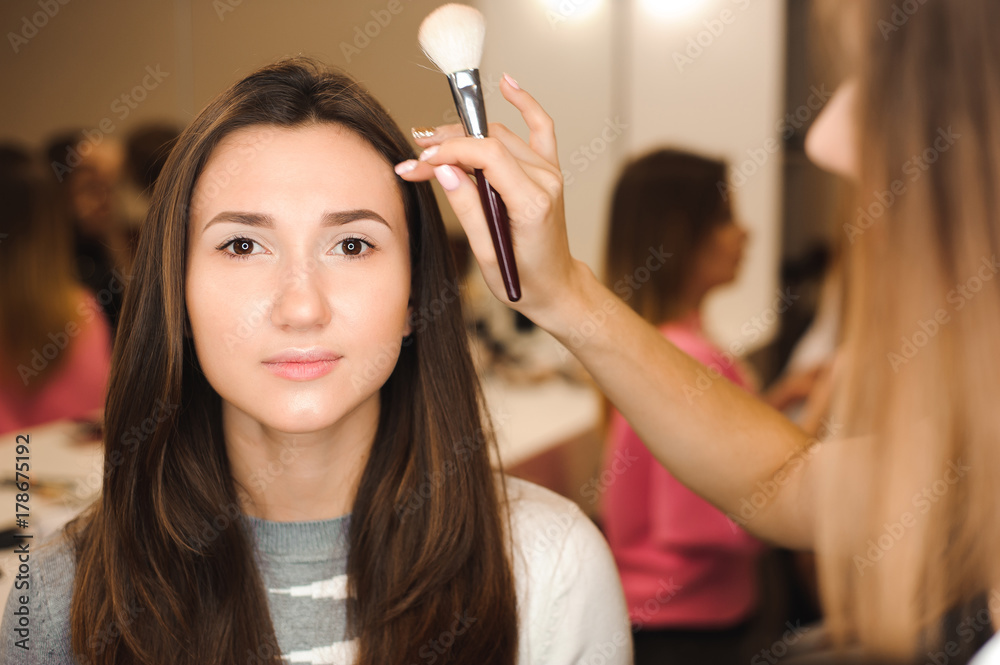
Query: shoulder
xmin=504 ymin=476 xmax=610 ymax=577
xmin=0 ymin=531 xmax=78 ymax=664
xmin=503 ymin=476 xmax=632 ymax=665
xmin=660 ymin=323 xmax=750 ymax=388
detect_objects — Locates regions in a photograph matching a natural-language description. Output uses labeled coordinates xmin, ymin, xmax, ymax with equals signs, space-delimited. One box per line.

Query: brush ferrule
xmin=447 ymin=69 xmax=488 ymax=139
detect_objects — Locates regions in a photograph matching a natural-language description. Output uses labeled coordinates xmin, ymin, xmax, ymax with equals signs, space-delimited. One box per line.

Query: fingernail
xmin=434 ymin=165 xmax=461 ymax=191
xmin=412 ymin=126 xmax=435 ymax=140
xmin=503 ymin=73 xmax=520 ymax=90
xmin=394 ymin=159 xmax=418 ymax=175
xmin=418 ymin=145 xmax=439 ymax=162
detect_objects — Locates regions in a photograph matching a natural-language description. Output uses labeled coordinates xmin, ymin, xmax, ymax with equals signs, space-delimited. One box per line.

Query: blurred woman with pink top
xmin=599 ymin=149 xmax=762 ymax=664
xmin=0 ymin=145 xmax=111 ymax=434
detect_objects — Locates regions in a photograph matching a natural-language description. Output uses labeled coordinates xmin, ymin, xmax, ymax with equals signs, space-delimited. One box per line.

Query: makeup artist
xmin=394 ymin=0 xmax=1000 ymax=662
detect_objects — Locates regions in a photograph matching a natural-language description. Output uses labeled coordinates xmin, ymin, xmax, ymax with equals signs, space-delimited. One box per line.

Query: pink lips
xmin=262 ymin=348 xmax=341 ymax=381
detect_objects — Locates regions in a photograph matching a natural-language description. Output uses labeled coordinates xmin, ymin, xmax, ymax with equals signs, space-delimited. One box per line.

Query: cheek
xmin=344 ymin=263 xmax=412 ymax=339
xmin=185 ymin=259 xmax=273 ymax=388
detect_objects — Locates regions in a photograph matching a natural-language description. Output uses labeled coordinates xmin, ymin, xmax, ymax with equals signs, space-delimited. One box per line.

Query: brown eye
xmin=232 ymin=239 xmax=255 ymax=255
xmin=335 ymin=237 xmax=372 ymax=257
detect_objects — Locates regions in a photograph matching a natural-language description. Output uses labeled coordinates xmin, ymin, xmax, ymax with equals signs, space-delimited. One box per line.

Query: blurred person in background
xmin=599 ymin=149 xmax=762 ymax=664
xmin=46 ymin=130 xmax=135 ymax=339
xmin=122 ymin=122 xmax=181 ymax=227
xmin=0 ymin=144 xmax=111 ymax=433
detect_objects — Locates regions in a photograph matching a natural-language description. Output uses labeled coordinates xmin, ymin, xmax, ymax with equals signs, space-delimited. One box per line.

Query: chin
xmin=258 ymin=412 xmax=342 ymax=436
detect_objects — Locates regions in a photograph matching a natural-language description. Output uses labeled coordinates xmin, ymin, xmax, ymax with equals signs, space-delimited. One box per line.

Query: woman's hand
xmin=394 ymin=73 xmax=590 ymax=328
xmin=396 ymin=75 xmax=817 ymax=550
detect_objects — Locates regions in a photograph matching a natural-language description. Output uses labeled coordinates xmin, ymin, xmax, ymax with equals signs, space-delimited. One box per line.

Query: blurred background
xmin=0 ymin=0 xmax=839 ymax=358
xmin=0 ymin=0 xmax=848 ymax=661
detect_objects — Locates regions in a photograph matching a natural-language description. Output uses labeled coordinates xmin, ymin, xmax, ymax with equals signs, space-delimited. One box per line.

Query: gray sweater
xmin=0 ymin=512 xmax=355 ymax=664
xmin=0 ymin=478 xmax=632 ymax=665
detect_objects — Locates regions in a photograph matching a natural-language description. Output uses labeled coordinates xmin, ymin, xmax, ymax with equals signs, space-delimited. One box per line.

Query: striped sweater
xmin=1 ymin=477 xmax=632 ymax=664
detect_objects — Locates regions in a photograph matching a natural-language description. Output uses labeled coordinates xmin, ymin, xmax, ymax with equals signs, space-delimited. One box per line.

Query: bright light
xmin=641 ymin=0 xmax=711 ymax=20
xmin=541 ymin=0 xmax=603 ymax=23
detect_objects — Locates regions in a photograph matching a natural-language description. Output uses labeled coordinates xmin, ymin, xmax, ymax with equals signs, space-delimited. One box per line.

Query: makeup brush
xmin=419 ymin=3 xmax=521 ymax=302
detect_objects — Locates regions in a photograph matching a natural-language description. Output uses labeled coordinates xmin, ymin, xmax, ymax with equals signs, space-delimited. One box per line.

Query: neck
xmin=670 ymin=286 xmax=708 ymax=324
xmin=224 ymin=397 xmax=378 ymax=522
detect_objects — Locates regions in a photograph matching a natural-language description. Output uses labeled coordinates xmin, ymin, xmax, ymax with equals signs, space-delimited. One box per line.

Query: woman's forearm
xmin=542 ymin=262 xmax=818 ymax=548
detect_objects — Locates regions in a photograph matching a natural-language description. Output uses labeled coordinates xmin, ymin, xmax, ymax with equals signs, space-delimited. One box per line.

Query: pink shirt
xmin=600 ymin=316 xmax=762 ymax=629
xmin=0 ymin=293 xmax=111 ymax=434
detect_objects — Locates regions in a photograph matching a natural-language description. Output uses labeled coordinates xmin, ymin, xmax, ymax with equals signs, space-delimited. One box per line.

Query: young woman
xmin=598 ymin=149 xmax=762 ymax=664
xmin=400 ymin=0 xmax=1000 ymax=661
xmin=0 ymin=145 xmax=111 ymax=432
xmin=0 ymin=59 xmax=628 ymax=665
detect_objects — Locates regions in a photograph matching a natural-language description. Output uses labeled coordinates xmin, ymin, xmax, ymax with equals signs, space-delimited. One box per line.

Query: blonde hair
xmin=816 ymin=0 xmax=1000 ymax=658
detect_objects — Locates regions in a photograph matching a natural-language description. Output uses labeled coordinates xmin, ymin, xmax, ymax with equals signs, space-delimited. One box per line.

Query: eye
xmin=217 ymin=236 xmax=265 ymax=260
xmin=333 ymin=237 xmax=374 ymax=258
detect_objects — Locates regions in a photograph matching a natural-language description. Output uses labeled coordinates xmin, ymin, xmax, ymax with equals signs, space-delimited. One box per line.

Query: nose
xmin=270 ymin=259 xmax=332 ymax=331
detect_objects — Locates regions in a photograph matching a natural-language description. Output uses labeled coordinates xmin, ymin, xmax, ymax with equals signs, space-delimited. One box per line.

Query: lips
xmin=262 ymin=348 xmax=342 ymax=381
xmin=262 ymin=348 xmax=341 ymax=364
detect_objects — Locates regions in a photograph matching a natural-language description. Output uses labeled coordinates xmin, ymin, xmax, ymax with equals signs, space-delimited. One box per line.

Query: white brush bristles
xmin=418 ymin=3 xmax=486 ymax=74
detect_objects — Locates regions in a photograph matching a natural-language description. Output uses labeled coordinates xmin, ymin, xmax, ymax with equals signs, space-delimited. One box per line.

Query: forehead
xmin=190 ymin=123 xmax=405 ymax=228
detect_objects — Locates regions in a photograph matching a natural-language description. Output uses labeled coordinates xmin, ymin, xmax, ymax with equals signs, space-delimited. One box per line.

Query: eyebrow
xmin=202 ymin=209 xmax=391 ymax=233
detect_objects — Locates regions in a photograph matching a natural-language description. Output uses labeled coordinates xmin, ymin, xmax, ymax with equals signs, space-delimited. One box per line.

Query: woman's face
xmin=70 ymin=141 xmax=124 ymax=236
xmin=690 ymin=214 xmax=749 ymax=293
xmin=805 ymin=78 xmax=858 ymax=180
xmin=186 ymin=123 xmax=412 ymax=435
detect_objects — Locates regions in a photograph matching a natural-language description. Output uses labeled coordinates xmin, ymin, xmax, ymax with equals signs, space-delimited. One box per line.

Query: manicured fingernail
xmin=394 ymin=159 xmax=418 ymax=175
xmin=434 ymin=165 xmax=461 ymax=191
xmin=418 ymin=145 xmax=439 ymax=162
xmin=503 ymin=73 xmax=520 ymax=90
xmin=412 ymin=126 xmax=435 ymax=139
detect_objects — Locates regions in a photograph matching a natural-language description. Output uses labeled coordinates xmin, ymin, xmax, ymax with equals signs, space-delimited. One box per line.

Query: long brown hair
xmin=602 ymin=149 xmax=731 ymax=324
xmin=67 ymin=57 xmax=518 ymax=665
xmin=816 ymin=0 xmax=1000 ymax=659
xmin=0 ymin=145 xmax=83 ymax=390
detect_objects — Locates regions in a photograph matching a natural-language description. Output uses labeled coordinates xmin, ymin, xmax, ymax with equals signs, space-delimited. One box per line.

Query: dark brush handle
xmin=474 ymin=168 xmax=520 ymax=302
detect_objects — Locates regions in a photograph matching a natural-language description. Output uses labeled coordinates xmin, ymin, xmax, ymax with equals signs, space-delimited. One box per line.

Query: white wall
xmin=478 ymin=0 xmax=787 ymax=351
xmin=628 ymin=0 xmax=787 ymax=350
